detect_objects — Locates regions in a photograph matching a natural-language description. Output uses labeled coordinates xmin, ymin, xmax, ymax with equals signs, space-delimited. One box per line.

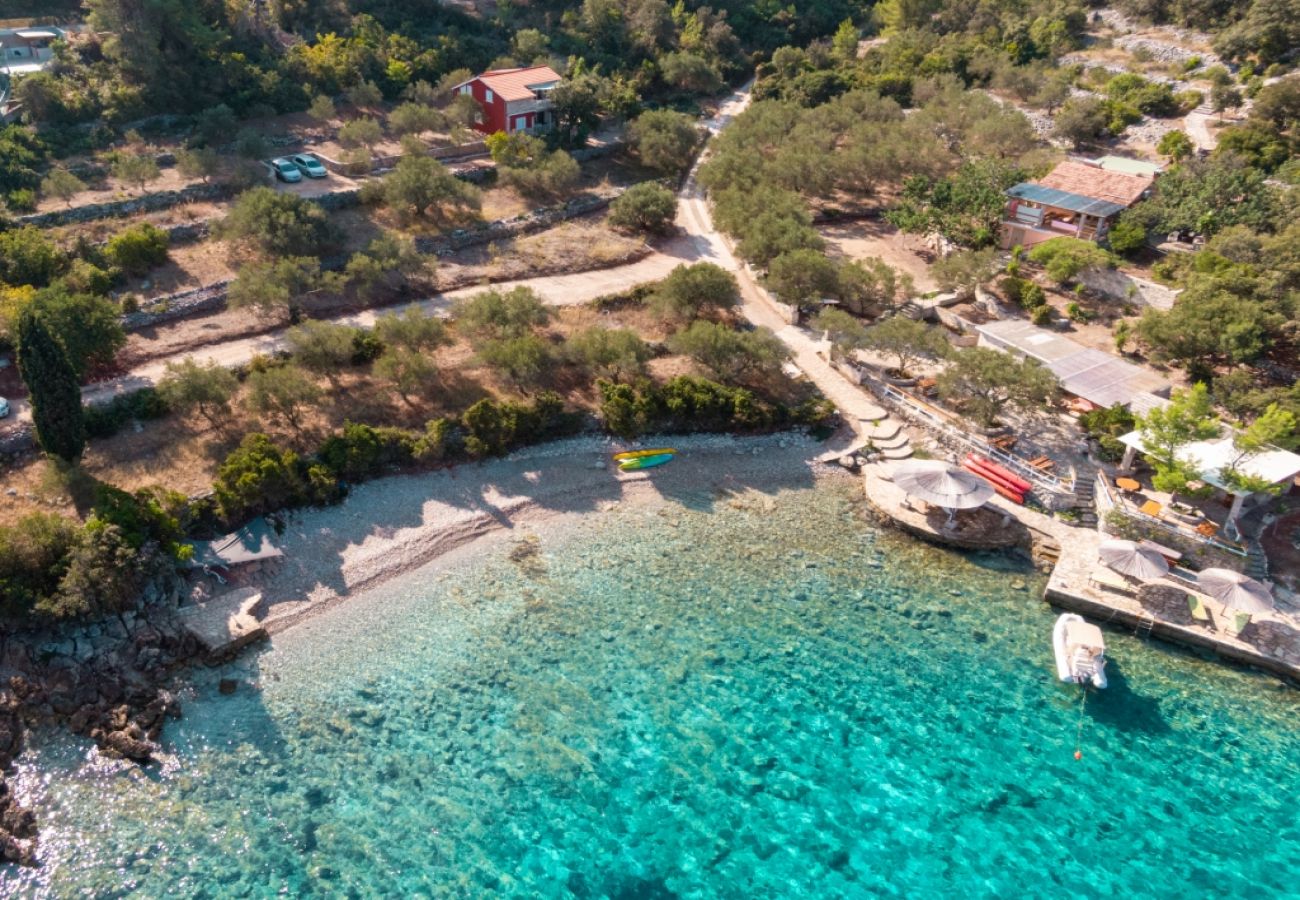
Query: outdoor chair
xmin=1089 ymin=569 xmax=1134 ymax=595
xmin=1187 ymin=594 xmax=1212 ymax=624
xmin=1223 ymin=611 xmax=1251 ymax=638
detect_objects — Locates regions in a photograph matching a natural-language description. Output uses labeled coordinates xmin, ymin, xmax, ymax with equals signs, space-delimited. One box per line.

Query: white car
xmin=0 ymin=398 xmax=9 ymax=418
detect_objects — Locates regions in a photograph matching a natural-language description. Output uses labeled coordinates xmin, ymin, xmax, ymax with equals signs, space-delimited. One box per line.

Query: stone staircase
xmin=897 ymin=300 xmax=925 ymax=321
xmin=1245 ymin=539 xmax=1269 ymax=580
xmin=1072 ymin=464 xmax=1099 ymax=529
xmin=864 ymin=415 xmax=913 ymax=460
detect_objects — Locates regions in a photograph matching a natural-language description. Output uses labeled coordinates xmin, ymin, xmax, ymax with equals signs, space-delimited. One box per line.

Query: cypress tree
xmin=17 ymin=309 xmax=85 ymax=464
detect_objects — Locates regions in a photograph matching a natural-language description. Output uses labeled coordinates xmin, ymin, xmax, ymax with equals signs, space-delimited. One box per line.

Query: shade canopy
xmin=1196 ymin=569 xmax=1274 ymax=613
xmin=892 ymin=460 xmax=994 ymax=510
xmin=185 ymin=518 xmax=283 ymax=570
xmin=1098 ymin=539 xmax=1170 ymax=580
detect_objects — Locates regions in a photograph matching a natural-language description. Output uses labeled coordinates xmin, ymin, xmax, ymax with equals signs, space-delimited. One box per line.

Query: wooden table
xmin=1115 ymin=477 xmax=1140 ymax=492
xmin=1138 ymin=538 xmax=1183 ymax=564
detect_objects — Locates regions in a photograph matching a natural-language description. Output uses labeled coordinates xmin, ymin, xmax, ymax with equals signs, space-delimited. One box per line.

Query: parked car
xmin=0 ymin=397 xmax=9 ymax=418
xmin=271 ymin=157 xmax=302 ymax=183
xmin=290 ymin=154 xmax=328 ymax=178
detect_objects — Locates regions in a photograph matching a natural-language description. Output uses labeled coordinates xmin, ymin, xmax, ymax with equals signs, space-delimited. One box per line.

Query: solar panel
xmin=1005 ymin=183 xmax=1126 ymax=218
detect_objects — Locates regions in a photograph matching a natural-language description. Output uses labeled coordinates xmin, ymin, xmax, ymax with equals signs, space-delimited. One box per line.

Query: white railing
xmin=1094 ymin=472 xmax=1247 ymax=557
xmin=863 ymin=373 xmax=1073 ymax=496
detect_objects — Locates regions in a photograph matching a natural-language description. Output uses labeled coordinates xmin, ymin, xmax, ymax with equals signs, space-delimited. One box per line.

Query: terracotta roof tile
xmin=469 ymin=66 xmax=562 ymax=102
xmin=1036 ymin=160 xmax=1153 ymax=208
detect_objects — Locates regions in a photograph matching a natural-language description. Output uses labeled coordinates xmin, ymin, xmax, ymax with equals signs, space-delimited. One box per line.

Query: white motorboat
xmin=1053 ymin=613 xmax=1108 ymax=689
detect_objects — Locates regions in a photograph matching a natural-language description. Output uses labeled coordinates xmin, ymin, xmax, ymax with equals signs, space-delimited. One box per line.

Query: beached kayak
xmin=618 ymin=452 xmax=676 ymax=471
xmin=613 ymin=448 xmax=677 ymax=461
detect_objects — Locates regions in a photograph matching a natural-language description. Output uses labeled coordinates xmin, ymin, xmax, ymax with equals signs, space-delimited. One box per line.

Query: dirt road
xmin=4 ymin=81 xmax=890 ymax=439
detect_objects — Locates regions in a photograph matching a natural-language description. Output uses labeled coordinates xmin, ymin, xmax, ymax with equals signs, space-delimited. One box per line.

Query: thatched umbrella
xmin=1098 ymin=539 xmax=1170 ymax=580
xmin=1196 ymin=569 xmax=1274 ymax=614
xmin=892 ymin=460 xmax=994 ymax=525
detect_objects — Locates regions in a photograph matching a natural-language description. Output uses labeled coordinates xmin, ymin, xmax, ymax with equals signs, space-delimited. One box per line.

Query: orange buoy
xmin=1074 ymin=750 xmax=1082 ymax=760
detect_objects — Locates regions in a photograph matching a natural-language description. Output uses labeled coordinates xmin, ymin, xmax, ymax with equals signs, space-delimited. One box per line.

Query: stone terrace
xmin=861 ymin=462 xmax=1300 ymax=684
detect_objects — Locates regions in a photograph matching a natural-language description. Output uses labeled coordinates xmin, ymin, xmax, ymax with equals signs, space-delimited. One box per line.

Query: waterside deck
xmin=862 ymin=463 xmax=1300 ymax=684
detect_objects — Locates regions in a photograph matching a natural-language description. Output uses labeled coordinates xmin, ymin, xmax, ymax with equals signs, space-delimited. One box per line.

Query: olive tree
xmin=936 ymin=347 xmax=1058 ymax=428
xmin=861 ymin=317 xmax=950 ymax=377
xmin=157 ymin=357 xmax=238 ymax=426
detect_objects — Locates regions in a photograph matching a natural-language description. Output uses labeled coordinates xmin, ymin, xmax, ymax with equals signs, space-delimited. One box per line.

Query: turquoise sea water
xmin=4 ymin=477 xmax=1300 ymax=898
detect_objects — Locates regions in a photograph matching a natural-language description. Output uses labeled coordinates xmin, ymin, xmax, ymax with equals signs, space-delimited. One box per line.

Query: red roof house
xmin=1001 ymin=159 xmax=1156 ymax=249
xmin=451 ymin=65 xmax=562 ymax=136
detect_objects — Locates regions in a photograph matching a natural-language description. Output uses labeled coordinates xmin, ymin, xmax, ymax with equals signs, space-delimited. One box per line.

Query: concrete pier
xmin=177 ymin=588 xmax=268 ymax=661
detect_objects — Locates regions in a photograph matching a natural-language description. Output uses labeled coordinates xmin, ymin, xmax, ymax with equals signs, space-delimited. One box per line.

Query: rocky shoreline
xmin=0 ymin=575 xmax=203 ymax=866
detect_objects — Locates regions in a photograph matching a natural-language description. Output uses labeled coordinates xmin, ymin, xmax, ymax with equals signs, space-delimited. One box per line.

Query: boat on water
xmin=613 ymin=448 xmax=677 ymax=461
xmin=1053 ymin=613 xmax=1108 ymax=689
xmin=618 ymin=452 xmax=675 ymax=472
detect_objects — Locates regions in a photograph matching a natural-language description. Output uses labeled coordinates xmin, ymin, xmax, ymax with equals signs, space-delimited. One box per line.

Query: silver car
xmin=271 ymin=157 xmax=303 ymax=183
xmin=291 ymin=154 xmax=328 ymax=178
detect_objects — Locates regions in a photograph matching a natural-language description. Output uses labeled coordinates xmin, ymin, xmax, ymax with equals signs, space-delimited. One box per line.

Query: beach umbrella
xmin=1097 ymin=539 xmax=1169 ymax=580
xmin=1196 ymin=568 xmax=1274 ymax=613
xmin=892 ymin=460 xmax=993 ymax=524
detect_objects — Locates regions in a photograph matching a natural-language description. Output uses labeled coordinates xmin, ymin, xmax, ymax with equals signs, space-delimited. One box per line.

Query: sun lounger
xmin=1187 ymin=594 xmax=1211 ymax=623
xmin=1224 ymin=611 xmax=1251 ymax=638
xmin=1028 ymin=455 xmax=1055 ymax=472
xmin=1089 ymin=569 xmax=1134 ymax=595
xmin=1139 ymin=500 xmax=1163 ymax=519
xmin=1195 ymin=521 xmax=1219 ymax=538
xmin=991 ymin=435 xmax=1017 ymax=451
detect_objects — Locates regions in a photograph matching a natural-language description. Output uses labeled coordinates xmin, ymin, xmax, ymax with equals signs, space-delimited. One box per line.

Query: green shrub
xmin=90 ymin=483 xmax=186 ymax=555
xmin=1065 ymin=301 xmax=1092 ymax=322
xmin=83 ymin=387 xmax=170 ymax=438
xmin=6 ymin=188 xmax=36 ymax=212
xmin=1028 ymin=237 xmax=1116 ymax=284
xmin=596 ymin=376 xmax=834 ymax=439
xmin=213 ymin=433 xmax=341 ymax=523
xmin=0 ymin=512 xmax=79 ymax=619
xmin=999 ymin=274 xmax=1027 ymax=305
xmin=105 ymin=223 xmax=170 ymax=276
xmin=318 ymin=421 xmax=419 ymax=481
xmin=460 ymin=392 xmax=577 ymax=458
xmin=1107 ymin=219 xmax=1148 ymax=256
xmin=1079 ymin=404 xmax=1136 ymax=461
xmin=351 ymin=330 xmax=385 ymax=364
xmin=1030 ymin=304 xmax=1054 ymax=326
xmin=1021 ymin=283 xmax=1047 ymax=309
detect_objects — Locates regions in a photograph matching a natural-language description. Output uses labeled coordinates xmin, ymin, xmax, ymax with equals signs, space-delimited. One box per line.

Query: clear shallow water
xmin=5 ymin=478 xmax=1300 ymax=898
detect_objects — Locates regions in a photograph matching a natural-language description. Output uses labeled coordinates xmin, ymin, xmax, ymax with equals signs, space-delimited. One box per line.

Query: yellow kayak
xmin=613 ymin=448 xmax=676 ymax=461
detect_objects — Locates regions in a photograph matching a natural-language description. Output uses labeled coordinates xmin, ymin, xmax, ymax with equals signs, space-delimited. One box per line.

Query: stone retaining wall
xmin=122 ymin=186 xmax=628 ymax=331
xmin=18 ymin=181 xmax=232 ymax=229
xmin=1078 ymin=267 xmax=1180 ymax=311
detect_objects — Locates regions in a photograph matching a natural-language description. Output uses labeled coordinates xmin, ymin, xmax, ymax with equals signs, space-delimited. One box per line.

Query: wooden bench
xmin=1027 ymin=455 xmax=1055 ymax=472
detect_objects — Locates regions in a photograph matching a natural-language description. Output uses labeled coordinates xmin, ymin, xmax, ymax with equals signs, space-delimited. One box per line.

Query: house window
xmin=459 ymin=84 xmax=470 ymax=95
xmin=535 ymin=111 xmax=547 ymax=126
xmin=485 ymin=89 xmax=494 ymax=103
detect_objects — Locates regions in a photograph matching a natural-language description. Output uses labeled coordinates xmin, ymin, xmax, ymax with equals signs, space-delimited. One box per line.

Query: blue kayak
xmin=618 ymin=452 xmax=675 ymax=471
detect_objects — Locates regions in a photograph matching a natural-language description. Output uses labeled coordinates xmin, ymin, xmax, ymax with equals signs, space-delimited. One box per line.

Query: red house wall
xmin=462 ymin=79 xmax=508 ymax=134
